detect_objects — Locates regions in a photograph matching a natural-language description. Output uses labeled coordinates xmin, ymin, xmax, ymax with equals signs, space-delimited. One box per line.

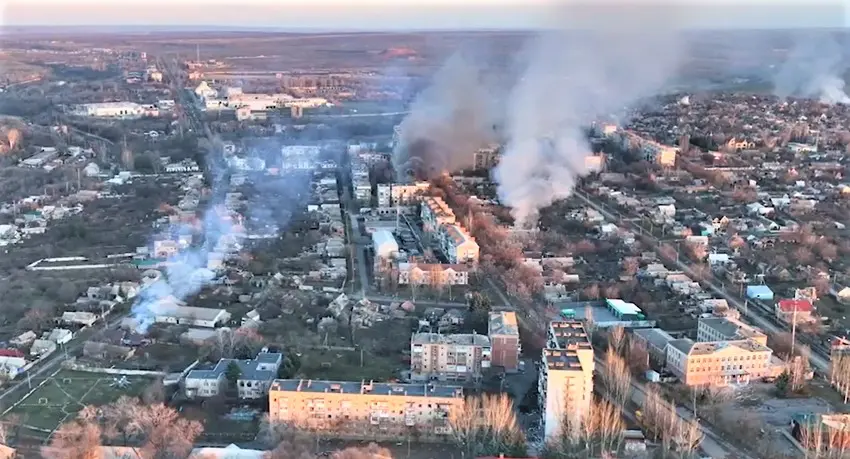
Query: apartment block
xmin=376 ymin=182 xmax=429 ymax=207
xmin=665 ymin=338 xmax=780 ymax=386
xmin=420 ymin=196 xmax=455 ymax=233
xmin=697 ymin=316 xmax=768 ymax=347
xmin=540 ymin=320 xmax=594 ymax=440
xmin=438 ymin=224 xmax=479 ymax=264
xmin=268 ymin=379 xmax=463 ymax=439
xmin=473 ymin=144 xmax=500 ymax=170
xmin=410 ymin=332 xmax=491 ymax=382
xmin=489 ymin=311 xmax=521 ymax=373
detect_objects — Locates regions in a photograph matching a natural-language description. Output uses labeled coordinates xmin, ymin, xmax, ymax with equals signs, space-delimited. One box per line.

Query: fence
xmin=61 ymin=361 xmax=165 ymax=376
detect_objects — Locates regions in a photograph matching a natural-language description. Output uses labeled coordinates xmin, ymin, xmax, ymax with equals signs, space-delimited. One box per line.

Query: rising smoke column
xmin=494 ymin=3 xmax=685 ymax=226
xmin=392 ymin=50 xmax=507 ymax=179
xmin=773 ymin=30 xmax=850 ymax=104
xmin=130 ymin=138 xmax=308 ymax=333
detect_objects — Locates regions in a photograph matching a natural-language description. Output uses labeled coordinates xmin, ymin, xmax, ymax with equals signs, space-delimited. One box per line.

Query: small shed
xmin=746 ymin=285 xmax=774 ymax=301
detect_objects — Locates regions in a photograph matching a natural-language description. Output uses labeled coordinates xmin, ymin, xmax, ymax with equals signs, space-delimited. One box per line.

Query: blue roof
xmin=746 ymin=285 xmax=773 ymax=294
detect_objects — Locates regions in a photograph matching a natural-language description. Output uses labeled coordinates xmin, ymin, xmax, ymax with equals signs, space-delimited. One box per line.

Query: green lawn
xmin=4 ymin=370 xmax=153 ymax=436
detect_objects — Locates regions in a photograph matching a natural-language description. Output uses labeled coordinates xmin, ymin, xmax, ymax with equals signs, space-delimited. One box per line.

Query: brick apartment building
xmin=489 ymin=311 xmax=521 ymax=373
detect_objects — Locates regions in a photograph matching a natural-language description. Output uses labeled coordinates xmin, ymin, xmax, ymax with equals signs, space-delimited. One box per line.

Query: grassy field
xmin=3 ymin=370 xmax=154 ymax=440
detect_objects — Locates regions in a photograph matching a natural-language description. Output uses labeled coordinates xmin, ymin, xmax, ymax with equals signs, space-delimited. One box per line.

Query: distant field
xmin=3 ymin=370 xmax=153 ymax=440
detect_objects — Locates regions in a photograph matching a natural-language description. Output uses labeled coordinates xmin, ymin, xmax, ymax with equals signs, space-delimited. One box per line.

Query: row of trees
xmin=50 ymin=396 xmax=203 ymax=459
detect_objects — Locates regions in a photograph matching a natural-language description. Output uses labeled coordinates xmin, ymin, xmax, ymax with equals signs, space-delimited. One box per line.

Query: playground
xmin=2 ymin=369 xmax=154 ymax=440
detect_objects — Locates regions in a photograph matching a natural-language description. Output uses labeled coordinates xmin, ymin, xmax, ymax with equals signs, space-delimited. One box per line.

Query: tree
xmin=49 ymin=420 xmax=102 ymax=459
xmin=627 ymin=338 xmax=650 ymax=374
xmin=136 ymin=403 xmax=203 ymax=459
xmin=602 ymin=348 xmax=631 ymax=408
xmin=831 ymin=352 xmax=850 ymax=404
xmin=448 ymin=394 xmax=527 ymax=458
xmin=225 ymin=361 xmax=242 ymax=391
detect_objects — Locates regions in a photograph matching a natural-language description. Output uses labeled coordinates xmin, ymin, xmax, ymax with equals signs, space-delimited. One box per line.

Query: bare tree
xmin=607 ymin=326 xmax=626 ymax=355
xmin=627 ymin=337 xmax=650 ymax=374
xmin=831 ymin=352 xmax=850 ymax=403
xmin=602 ymin=348 xmax=631 ymax=408
xmin=48 ymin=420 xmax=102 ymax=459
xmin=448 ymin=394 xmax=527 ymax=458
xmin=137 ymin=403 xmax=203 ymax=459
xmin=332 ymin=443 xmax=395 ymax=459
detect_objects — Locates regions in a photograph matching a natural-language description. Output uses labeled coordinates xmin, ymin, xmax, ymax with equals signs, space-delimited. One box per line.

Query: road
xmin=594 ymin=355 xmax=751 ymax=459
xmin=573 ymin=188 xmax=830 ymax=372
xmin=0 ymin=312 xmax=131 ymax=409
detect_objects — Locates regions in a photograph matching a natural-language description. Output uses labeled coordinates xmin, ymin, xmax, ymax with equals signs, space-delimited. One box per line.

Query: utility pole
xmin=791 ymin=305 xmax=798 ymax=359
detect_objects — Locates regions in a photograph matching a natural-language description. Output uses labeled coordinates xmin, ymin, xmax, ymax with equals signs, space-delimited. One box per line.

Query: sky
xmin=1 ymin=0 xmax=847 ymax=31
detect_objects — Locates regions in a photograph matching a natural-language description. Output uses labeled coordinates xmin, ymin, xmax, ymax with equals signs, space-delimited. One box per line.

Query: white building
xmin=153 ymin=298 xmax=231 ymax=328
xmin=184 ymin=352 xmax=282 ymax=399
xmin=194 ymin=81 xmax=218 ymax=100
xmin=76 ymin=102 xmax=155 ymax=119
xmin=540 ymin=320 xmax=594 ymax=440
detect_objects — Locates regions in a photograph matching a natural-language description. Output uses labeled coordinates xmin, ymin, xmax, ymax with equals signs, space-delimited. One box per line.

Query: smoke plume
xmin=773 ymin=31 xmax=850 ymax=104
xmin=497 ymin=4 xmax=685 ymax=225
xmin=392 ymin=50 xmax=505 ymax=179
xmin=131 ymin=139 xmax=307 ymax=333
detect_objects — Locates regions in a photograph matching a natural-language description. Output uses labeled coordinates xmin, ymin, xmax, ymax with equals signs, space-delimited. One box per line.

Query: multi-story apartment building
xmin=614 ymin=130 xmax=677 ymax=167
xmin=438 ymin=224 xmax=479 ymax=264
xmin=665 ymin=338 xmax=777 ymax=386
xmin=376 ymin=182 xmax=430 ymax=207
xmin=489 ymin=311 xmax=521 ymax=373
xmin=697 ymin=316 xmax=768 ymax=347
xmin=410 ymin=332 xmax=491 ymax=382
xmin=397 ymin=263 xmax=469 ymax=286
xmin=420 ymin=197 xmax=456 ymax=233
xmin=473 ymin=144 xmax=501 ymax=170
xmin=540 ymin=320 xmax=594 ymax=440
xmin=268 ymin=379 xmax=463 ymax=439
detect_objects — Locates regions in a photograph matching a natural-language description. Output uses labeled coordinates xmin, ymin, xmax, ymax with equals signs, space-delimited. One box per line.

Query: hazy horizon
xmin=2 ymin=1 xmax=847 ymax=32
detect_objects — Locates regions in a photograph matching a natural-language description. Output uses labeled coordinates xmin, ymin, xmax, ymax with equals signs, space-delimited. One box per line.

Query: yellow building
xmin=268 ymin=379 xmax=463 ymax=440
xmin=540 ymin=320 xmax=594 ymax=440
xmin=420 ymin=196 xmax=456 ymax=233
xmin=438 ymin=224 xmax=479 ymax=264
xmin=665 ymin=338 xmax=778 ymax=386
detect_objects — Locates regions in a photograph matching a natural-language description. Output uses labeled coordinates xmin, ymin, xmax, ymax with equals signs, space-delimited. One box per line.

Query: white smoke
xmin=773 ymin=31 xmax=850 ymax=104
xmin=494 ymin=4 xmax=685 ymax=226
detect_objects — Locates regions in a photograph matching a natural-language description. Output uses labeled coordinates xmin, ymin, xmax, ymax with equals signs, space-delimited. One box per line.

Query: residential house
xmin=83 ymin=341 xmax=134 ymax=361
xmin=0 ymin=349 xmax=26 ymax=379
xmin=775 ymin=299 xmax=816 ymax=324
xmin=61 ymin=311 xmax=98 ymax=327
xmin=184 ymin=352 xmax=283 ymax=400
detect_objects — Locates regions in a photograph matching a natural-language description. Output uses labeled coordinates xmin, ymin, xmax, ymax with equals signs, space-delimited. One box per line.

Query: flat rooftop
xmin=411 ymin=332 xmax=490 ymax=347
xmin=489 ymin=311 xmax=518 ymax=336
xmin=699 ymin=316 xmax=765 ymax=340
xmin=270 ymin=379 xmax=463 ymax=398
xmin=548 ymin=320 xmax=592 ymax=350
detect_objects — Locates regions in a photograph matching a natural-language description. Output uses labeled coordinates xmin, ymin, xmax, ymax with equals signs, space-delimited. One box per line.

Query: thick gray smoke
xmin=773 ymin=31 xmax=850 ymax=104
xmin=497 ymin=4 xmax=685 ymax=226
xmin=392 ymin=51 xmax=505 ymax=179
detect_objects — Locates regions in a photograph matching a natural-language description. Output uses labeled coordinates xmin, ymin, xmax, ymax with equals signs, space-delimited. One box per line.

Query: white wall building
xmin=540 ymin=320 xmax=594 ymax=440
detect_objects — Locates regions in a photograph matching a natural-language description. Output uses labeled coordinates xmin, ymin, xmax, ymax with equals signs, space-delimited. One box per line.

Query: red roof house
xmin=775 ymin=299 xmax=815 ymax=323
